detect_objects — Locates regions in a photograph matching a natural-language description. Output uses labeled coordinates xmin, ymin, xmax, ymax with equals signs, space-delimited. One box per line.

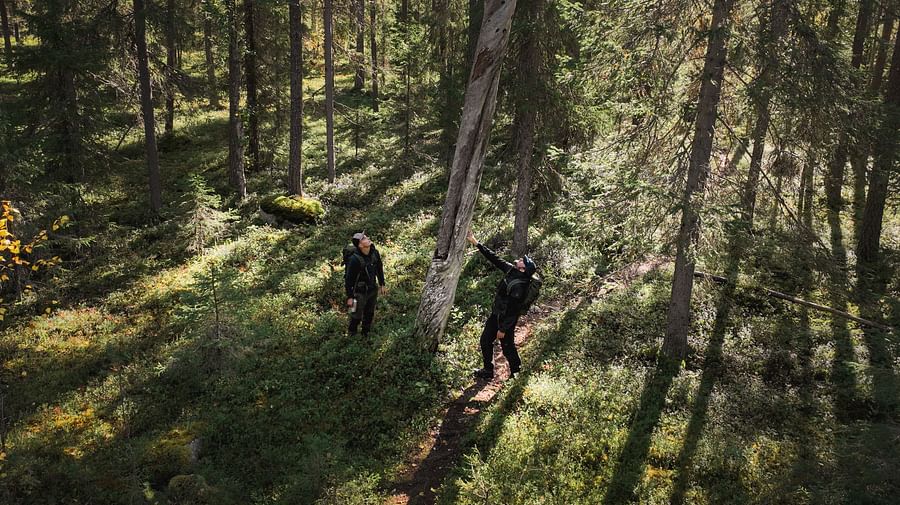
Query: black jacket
xmin=476 ymin=243 xmax=531 ymax=333
xmin=344 ymin=245 xmax=385 ymax=297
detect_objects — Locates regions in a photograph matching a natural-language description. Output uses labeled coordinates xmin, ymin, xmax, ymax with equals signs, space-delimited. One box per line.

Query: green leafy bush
xmin=260 ymin=195 xmax=325 ymax=224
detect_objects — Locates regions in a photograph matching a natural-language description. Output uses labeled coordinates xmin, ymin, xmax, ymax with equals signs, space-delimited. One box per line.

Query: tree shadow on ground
xmin=668 ymin=245 xmax=742 ymax=505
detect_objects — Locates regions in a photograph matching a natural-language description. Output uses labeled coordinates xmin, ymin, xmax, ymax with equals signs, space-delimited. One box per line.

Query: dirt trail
xmin=384 ymin=257 xmax=667 ymax=505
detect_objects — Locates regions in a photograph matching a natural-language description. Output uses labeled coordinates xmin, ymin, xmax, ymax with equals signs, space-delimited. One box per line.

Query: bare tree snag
xmin=413 ymin=0 xmax=517 ymax=352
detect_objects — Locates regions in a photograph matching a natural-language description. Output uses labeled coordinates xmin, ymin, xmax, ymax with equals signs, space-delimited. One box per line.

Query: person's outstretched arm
xmin=466 ymin=229 xmax=512 ymax=272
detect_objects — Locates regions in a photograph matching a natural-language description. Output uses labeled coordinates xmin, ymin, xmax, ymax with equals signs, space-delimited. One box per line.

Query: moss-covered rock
xmin=260 ymin=194 xmax=325 ymax=224
xmin=167 ymin=474 xmax=214 ymax=504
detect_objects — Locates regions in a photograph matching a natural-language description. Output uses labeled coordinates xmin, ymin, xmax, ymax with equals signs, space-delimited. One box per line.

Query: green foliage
xmin=260 ymin=194 xmax=326 ymax=224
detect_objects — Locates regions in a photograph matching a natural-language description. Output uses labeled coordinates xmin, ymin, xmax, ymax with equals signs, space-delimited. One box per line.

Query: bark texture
xmin=324 ymin=0 xmax=336 ymax=182
xmin=413 ymin=0 xmax=517 ymax=351
xmin=227 ymin=0 xmax=247 ymax=198
xmin=857 ymin=32 xmax=900 ymax=270
xmin=134 ymin=0 xmax=163 ymax=213
xmin=244 ymin=0 xmax=260 ymax=171
xmin=370 ymin=0 xmax=379 ymax=111
xmin=289 ymin=0 xmax=303 ymax=195
xmin=663 ymin=0 xmax=734 ymax=362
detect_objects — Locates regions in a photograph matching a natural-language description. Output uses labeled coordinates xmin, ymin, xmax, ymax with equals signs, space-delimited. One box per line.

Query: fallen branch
xmin=694 ymin=271 xmax=895 ymax=332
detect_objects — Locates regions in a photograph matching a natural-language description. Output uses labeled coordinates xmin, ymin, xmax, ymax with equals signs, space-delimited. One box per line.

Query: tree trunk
xmin=857 ymin=32 xmax=900 ymax=271
xmin=244 ymin=0 xmax=260 ymax=172
xmin=511 ymin=0 xmax=542 ymax=257
xmin=413 ymin=0 xmax=517 ymax=352
xmin=511 ymin=110 xmax=536 ymax=257
xmin=740 ymin=0 xmax=787 ymax=227
xmin=663 ymin=0 xmax=734 ymax=363
xmin=869 ymin=13 xmax=895 ymax=93
xmin=203 ymin=9 xmax=221 ymax=109
xmin=466 ymin=0 xmax=482 ymax=73
xmin=825 ymin=0 xmax=874 ymax=212
xmin=289 ymin=0 xmax=303 ymax=195
xmin=134 ymin=0 xmax=163 ymax=214
xmin=825 ymin=0 xmax=847 ymax=40
xmin=370 ymin=0 xmax=379 ymax=111
xmin=55 ymin=67 xmax=81 ymax=181
xmin=227 ymin=0 xmax=247 ymax=198
xmin=354 ymin=0 xmax=365 ymax=91
xmin=853 ymin=12 xmax=895 ymax=239
xmin=324 ymin=0 xmax=336 ymax=183
xmin=164 ymin=0 xmax=177 ymax=134
xmin=0 ymin=0 xmax=11 ymax=63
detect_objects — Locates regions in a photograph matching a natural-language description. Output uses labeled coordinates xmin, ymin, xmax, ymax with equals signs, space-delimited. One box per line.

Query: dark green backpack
xmin=507 ymin=274 xmax=542 ymax=316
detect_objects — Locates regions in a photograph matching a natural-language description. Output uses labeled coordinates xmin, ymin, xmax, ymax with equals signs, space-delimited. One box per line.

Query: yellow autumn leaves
xmin=0 ymin=200 xmax=70 ymax=321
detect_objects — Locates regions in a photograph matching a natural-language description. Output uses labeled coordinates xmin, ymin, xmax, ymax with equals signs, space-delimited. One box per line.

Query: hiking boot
xmin=472 ymin=368 xmax=494 ymax=380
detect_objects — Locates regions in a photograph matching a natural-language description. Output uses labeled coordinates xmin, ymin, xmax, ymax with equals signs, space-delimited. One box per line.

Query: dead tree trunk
xmin=134 ymin=0 xmax=163 ymax=214
xmin=663 ymin=0 xmax=734 ymax=363
xmin=413 ymin=0 xmax=517 ymax=352
xmin=857 ymin=32 xmax=900 ymax=272
xmin=289 ymin=0 xmax=303 ymax=195
xmin=227 ymin=0 xmax=247 ymax=198
xmin=324 ymin=0 xmax=336 ymax=182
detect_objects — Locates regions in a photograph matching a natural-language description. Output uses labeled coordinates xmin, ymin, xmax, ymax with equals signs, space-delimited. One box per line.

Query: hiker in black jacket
xmin=466 ymin=229 xmax=536 ymax=380
xmin=345 ymin=232 xmax=386 ymax=336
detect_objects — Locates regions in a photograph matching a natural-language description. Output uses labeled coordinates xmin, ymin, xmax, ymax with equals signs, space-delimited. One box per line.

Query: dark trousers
xmin=348 ymin=288 xmax=378 ymax=335
xmin=480 ymin=313 xmax=521 ymax=372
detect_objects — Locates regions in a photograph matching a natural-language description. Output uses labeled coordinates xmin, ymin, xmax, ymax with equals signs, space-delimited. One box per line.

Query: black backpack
xmin=507 ymin=273 xmax=542 ymax=316
xmin=342 ymin=243 xmax=360 ymax=267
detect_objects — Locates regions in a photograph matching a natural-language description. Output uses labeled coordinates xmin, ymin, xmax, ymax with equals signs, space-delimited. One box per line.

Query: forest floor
xmin=1 ymin=67 xmax=899 ymax=505
xmin=385 ymin=257 xmax=668 ymax=505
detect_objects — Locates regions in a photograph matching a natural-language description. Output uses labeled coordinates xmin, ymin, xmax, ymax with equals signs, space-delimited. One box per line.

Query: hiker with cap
xmin=466 ymin=228 xmax=538 ymax=380
xmin=344 ymin=232 xmax=386 ymax=336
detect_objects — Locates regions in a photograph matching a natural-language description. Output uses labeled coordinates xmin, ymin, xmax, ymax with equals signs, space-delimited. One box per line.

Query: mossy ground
xmin=1 ymin=64 xmax=899 ymax=505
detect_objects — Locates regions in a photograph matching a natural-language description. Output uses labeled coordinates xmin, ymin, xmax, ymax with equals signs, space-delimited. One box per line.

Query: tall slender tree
xmin=164 ymin=0 xmax=177 ymax=134
xmin=413 ymin=0 xmax=517 ymax=352
xmin=857 ymin=31 xmax=900 ymax=274
xmin=740 ymin=0 xmax=788 ymax=227
xmin=324 ymin=0 xmax=335 ymax=182
xmin=228 ymin=0 xmax=247 ymax=198
xmin=203 ymin=1 xmax=221 ymax=109
xmin=289 ymin=0 xmax=304 ymax=195
xmin=369 ymin=0 xmax=379 ymax=111
xmin=0 ymin=0 xmax=11 ymax=63
xmin=853 ymin=11 xmax=895 ymax=237
xmin=663 ymin=0 xmax=735 ymax=362
xmin=824 ymin=0 xmax=874 ymax=212
xmin=245 ymin=0 xmax=261 ymax=171
xmin=134 ymin=0 xmax=163 ymax=214
xmin=510 ymin=0 xmax=543 ymax=257
xmin=353 ymin=0 xmax=365 ymax=91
